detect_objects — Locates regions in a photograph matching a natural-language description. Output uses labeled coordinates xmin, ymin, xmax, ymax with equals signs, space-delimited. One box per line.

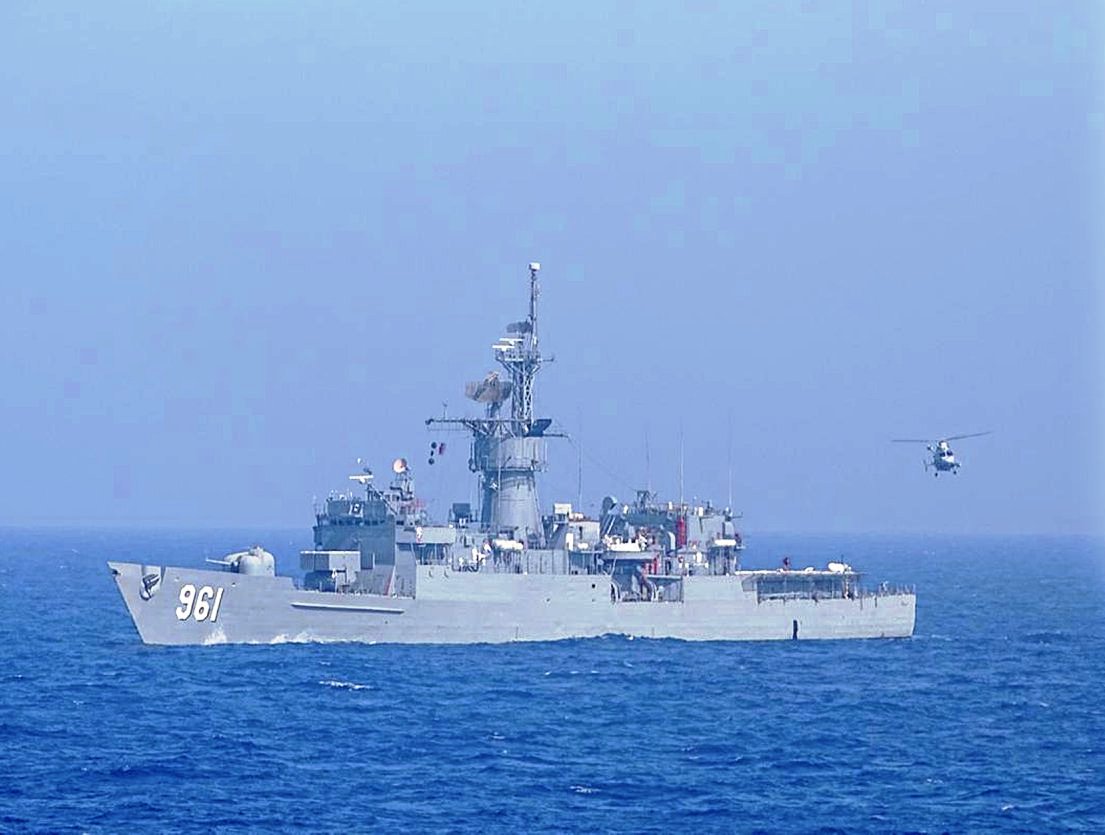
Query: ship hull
xmin=109 ymin=562 xmax=915 ymax=646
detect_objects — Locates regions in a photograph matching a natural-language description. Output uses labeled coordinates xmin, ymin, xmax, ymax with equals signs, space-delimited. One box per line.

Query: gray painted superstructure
xmin=109 ymin=264 xmax=916 ymax=645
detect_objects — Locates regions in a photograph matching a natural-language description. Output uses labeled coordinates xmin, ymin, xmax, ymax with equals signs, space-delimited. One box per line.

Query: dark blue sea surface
xmin=1 ymin=529 xmax=1102 ymax=833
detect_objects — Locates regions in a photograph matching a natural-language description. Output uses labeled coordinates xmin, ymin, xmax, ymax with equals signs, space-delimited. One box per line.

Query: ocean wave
xmin=269 ymin=631 xmax=314 ymax=645
xmin=319 ymin=679 xmax=373 ymax=691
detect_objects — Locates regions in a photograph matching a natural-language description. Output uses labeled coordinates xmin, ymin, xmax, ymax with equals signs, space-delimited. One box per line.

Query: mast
xmin=503 ymin=262 xmax=543 ymax=433
xmin=727 ymin=411 xmax=733 ymax=511
xmin=576 ymin=409 xmax=583 ymax=510
xmin=678 ymin=425 xmax=685 ymax=507
xmin=529 ymin=262 xmax=539 ymax=347
xmin=425 ymin=262 xmax=561 ymax=545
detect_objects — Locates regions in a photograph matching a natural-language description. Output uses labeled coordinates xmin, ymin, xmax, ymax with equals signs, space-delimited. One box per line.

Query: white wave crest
xmin=269 ymin=631 xmax=315 ymax=645
xmin=319 ymin=679 xmax=372 ymax=691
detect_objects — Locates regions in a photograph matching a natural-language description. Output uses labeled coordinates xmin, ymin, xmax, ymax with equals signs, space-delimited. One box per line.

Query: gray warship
xmin=109 ymin=264 xmax=915 ymax=645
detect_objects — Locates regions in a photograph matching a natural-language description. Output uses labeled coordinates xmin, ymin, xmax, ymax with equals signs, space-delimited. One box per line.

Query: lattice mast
xmin=500 ymin=262 xmax=544 ymax=434
xmin=426 ymin=263 xmax=557 ymax=545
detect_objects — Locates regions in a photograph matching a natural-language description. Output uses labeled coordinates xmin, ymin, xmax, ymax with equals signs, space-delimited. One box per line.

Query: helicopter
xmin=892 ymin=432 xmax=992 ymax=476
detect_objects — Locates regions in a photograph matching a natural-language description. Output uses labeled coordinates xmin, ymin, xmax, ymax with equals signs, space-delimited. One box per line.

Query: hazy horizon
xmin=2 ymin=3 xmax=1102 ymax=535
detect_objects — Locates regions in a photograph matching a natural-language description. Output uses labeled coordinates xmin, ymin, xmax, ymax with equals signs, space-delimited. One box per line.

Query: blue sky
xmin=1 ymin=3 xmax=1101 ymax=534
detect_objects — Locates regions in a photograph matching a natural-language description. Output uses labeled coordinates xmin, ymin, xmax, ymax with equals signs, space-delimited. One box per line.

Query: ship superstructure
xmin=108 ymin=264 xmax=916 ymax=645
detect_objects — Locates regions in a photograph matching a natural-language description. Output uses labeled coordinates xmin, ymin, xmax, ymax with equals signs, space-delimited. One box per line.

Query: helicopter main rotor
xmin=891 ymin=431 xmax=992 ymax=445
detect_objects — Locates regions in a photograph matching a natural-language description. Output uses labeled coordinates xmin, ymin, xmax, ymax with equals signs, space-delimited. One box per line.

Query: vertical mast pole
xmin=727 ymin=411 xmax=733 ymax=511
xmin=576 ymin=411 xmax=583 ymax=511
xmin=678 ymin=424 xmax=685 ymax=508
xmin=529 ymin=262 xmax=539 ymax=350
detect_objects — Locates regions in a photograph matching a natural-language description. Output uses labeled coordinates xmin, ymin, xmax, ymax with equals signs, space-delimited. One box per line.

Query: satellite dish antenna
xmin=392 ymin=457 xmax=409 ymax=475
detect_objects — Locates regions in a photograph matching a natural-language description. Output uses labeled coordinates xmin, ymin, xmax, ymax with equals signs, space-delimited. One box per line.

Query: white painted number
xmin=193 ymin=586 xmax=213 ymax=620
xmin=211 ymin=587 xmax=224 ymax=621
xmin=175 ymin=584 xmax=225 ymax=623
xmin=175 ymin=584 xmax=195 ymax=619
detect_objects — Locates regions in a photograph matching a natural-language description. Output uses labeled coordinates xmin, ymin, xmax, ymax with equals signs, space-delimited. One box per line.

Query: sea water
xmin=1 ymin=529 xmax=1102 ymax=832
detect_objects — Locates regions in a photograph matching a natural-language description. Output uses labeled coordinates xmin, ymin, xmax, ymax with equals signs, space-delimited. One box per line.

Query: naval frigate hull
xmin=109 ymin=562 xmax=916 ymax=646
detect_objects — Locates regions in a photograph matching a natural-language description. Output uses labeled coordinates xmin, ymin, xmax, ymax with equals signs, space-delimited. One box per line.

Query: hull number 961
xmin=176 ymin=584 xmax=225 ymax=622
